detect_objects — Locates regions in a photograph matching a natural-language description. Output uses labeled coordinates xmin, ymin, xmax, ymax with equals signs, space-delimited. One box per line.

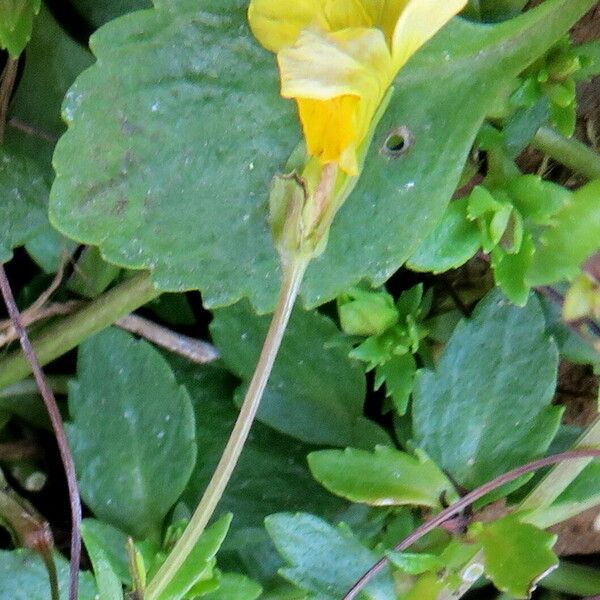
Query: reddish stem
xmin=0 ymin=265 xmax=81 ymax=600
xmin=343 ymin=449 xmax=600 ymax=600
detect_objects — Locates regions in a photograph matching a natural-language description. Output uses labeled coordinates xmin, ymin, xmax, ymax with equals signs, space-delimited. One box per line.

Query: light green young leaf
xmin=527 ymin=180 xmax=600 ymax=286
xmin=68 ymin=328 xmax=196 ymax=538
xmin=491 ymin=233 xmax=535 ymax=306
xmin=210 ymin=302 xmax=371 ymax=446
xmin=0 ymin=550 xmax=96 ymax=599
xmin=413 ymin=289 xmax=561 ymax=490
xmin=0 ymin=0 xmax=40 ymax=56
xmin=200 ymin=572 xmax=262 ymax=600
xmin=407 ymin=198 xmax=480 ymax=274
xmin=474 ymin=516 xmax=558 ymax=598
xmin=48 ymin=0 xmax=595 ymax=311
xmin=338 ymin=288 xmax=398 ymax=337
xmin=375 ymin=353 xmax=416 ymax=416
xmin=81 ymin=522 xmax=124 ymax=600
xmin=265 ymin=513 xmax=395 ymax=600
xmin=308 ymin=446 xmax=455 ymax=508
xmin=386 ymin=551 xmax=444 ymax=575
xmin=156 ymin=514 xmax=231 ymax=600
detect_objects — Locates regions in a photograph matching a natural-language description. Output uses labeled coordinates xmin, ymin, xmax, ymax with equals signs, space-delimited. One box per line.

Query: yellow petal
xmin=390 ymin=0 xmax=467 ymax=69
xmin=322 ymin=0 xmax=373 ymax=30
xmin=278 ymin=28 xmax=390 ymax=101
xmin=297 ymin=95 xmax=360 ymax=173
xmin=248 ymin=0 xmax=328 ymax=52
xmin=278 ymin=27 xmax=391 ymax=173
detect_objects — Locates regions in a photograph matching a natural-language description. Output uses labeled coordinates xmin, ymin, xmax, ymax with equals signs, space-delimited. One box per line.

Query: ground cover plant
xmin=0 ymin=0 xmax=599 ymax=599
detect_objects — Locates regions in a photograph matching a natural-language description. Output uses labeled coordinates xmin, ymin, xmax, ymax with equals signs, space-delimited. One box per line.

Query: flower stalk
xmin=145 ymin=256 xmax=308 ymax=600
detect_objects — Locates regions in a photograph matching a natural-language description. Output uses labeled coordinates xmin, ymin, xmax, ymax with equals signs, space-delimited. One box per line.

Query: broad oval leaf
xmin=413 ymin=289 xmax=561 ymax=490
xmin=265 ymin=513 xmax=395 ymax=600
xmin=50 ymin=0 xmax=297 ymax=312
xmin=48 ymin=0 xmax=594 ymax=311
xmin=308 ymin=446 xmax=455 ymax=508
xmin=68 ymin=328 xmax=197 ymax=537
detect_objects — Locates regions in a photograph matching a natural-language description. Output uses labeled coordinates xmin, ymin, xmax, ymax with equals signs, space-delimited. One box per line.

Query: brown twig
xmin=0 ymin=57 xmax=19 ymax=143
xmin=343 ymin=449 xmax=600 ymax=600
xmin=116 ymin=314 xmax=219 ymax=364
xmin=0 ymin=265 xmax=81 ymax=600
xmin=0 ymin=301 xmax=82 ymax=348
xmin=0 ymin=256 xmax=77 ymax=348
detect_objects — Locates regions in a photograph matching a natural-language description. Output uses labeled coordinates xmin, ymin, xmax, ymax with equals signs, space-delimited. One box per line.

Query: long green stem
xmin=0 ymin=376 xmax=70 ymax=399
xmin=532 ymin=126 xmax=600 ymax=180
xmin=145 ymin=258 xmax=308 ymax=600
xmin=0 ymin=272 xmax=159 ymax=390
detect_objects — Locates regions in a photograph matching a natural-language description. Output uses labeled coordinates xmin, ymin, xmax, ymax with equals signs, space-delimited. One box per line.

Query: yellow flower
xmin=249 ymin=0 xmax=467 ymax=175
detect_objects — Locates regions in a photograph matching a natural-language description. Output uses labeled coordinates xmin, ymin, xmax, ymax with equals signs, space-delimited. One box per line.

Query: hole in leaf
xmin=381 ymin=126 xmax=413 ymax=158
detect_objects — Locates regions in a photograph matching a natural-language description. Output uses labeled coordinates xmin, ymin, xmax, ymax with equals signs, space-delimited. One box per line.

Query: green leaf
xmin=9 ymin=4 xmax=92 ymax=134
xmin=413 ymin=289 xmax=561 ymax=490
xmin=156 ymin=514 xmax=231 ymax=600
xmin=68 ymin=328 xmax=197 ymax=537
xmin=386 ymin=551 xmax=444 ymax=575
xmin=210 ymin=302 xmax=369 ymax=446
xmin=538 ymin=293 xmax=600 ymax=371
xmin=199 ymin=572 xmax=262 ymax=600
xmin=577 ymin=40 xmax=600 ymax=80
xmin=67 ymin=246 xmax=121 ymax=298
xmin=0 ymin=132 xmax=51 ymax=262
xmin=2 ymin=4 xmax=92 ymax=265
xmin=71 ymin=0 xmax=151 ymax=29
xmin=308 ymin=447 xmax=455 ymax=508
xmin=491 ymin=233 xmax=535 ymax=306
xmin=375 ymin=353 xmax=416 ymax=416
xmin=0 ymin=0 xmax=40 ymax=56
xmin=49 ymin=0 xmax=594 ymax=311
xmin=407 ymin=198 xmax=480 ymax=273
xmin=50 ymin=0 xmax=298 ymax=312
xmin=465 ymin=0 xmax=528 ymax=22
xmin=265 ymin=513 xmax=395 ymax=600
xmin=474 ymin=516 xmax=558 ymax=598
xmin=0 ymin=550 xmax=96 ymax=599
xmin=338 ymin=287 xmax=398 ymax=337
xmin=504 ymin=175 xmax=571 ymax=224
xmin=80 ymin=519 xmax=131 ymax=585
xmin=81 ymin=522 xmax=124 ymax=600
xmin=173 ymin=360 xmax=346 ymax=531
xmin=527 ymin=180 xmax=600 ymax=286
xmin=533 ymin=462 xmax=600 ymax=528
